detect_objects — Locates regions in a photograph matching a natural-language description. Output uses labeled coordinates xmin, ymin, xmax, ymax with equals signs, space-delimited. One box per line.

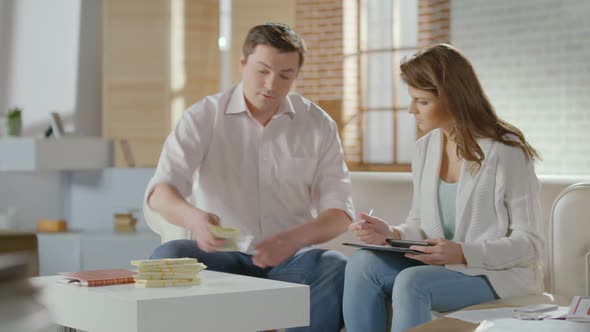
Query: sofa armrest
xmin=550 ymin=182 xmax=590 ymax=298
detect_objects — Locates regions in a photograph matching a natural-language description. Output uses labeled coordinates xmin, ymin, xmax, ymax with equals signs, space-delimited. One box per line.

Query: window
xmin=344 ymin=0 xmax=418 ymax=171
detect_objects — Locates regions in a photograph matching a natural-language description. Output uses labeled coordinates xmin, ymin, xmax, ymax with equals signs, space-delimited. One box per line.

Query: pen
xmin=361 ymin=209 xmax=374 ymax=226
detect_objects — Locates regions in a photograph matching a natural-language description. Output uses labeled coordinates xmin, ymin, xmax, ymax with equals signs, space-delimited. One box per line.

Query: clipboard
xmin=342 ymin=242 xmax=427 ymax=254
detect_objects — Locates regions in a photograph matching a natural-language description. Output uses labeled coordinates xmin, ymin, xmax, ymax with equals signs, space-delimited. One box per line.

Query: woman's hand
xmin=348 ymin=212 xmax=400 ymax=245
xmin=404 ymin=238 xmax=467 ymax=265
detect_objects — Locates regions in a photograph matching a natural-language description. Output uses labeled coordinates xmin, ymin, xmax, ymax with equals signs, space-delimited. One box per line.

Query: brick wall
xmin=452 ymin=0 xmax=590 ymax=175
xmin=295 ymin=0 xmax=357 ymax=161
xmin=418 ymin=0 xmax=450 ymax=47
xmin=295 ymin=0 xmax=343 ymax=104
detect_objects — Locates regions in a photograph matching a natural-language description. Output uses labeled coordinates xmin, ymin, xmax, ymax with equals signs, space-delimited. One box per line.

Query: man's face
xmin=240 ymin=44 xmax=299 ymax=115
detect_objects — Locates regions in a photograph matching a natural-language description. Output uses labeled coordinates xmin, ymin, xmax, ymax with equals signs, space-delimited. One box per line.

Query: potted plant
xmin=4 ymin=107 xmax=22 ymax=137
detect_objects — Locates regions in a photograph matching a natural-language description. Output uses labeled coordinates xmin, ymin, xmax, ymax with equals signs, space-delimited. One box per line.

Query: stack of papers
xmin=131 ymin=258 xmax=207 ymax=288
xmin=446 ymin=306 xmax=570 ymax=323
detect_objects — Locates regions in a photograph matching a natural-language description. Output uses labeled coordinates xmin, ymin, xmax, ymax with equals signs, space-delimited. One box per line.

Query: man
xmin=145 ymin=23 xmax=354 ymax=332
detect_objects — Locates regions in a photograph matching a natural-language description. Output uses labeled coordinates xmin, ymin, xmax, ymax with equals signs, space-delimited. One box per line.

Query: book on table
xmin=59 ymin=269 xmax=135 ymax=287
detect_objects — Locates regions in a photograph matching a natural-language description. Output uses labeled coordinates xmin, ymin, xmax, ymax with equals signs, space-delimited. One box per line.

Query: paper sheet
xmin=445 ymin=306 xmax=569 ymax=324
xmin=475 ymin=318 xmax=589 ymax=332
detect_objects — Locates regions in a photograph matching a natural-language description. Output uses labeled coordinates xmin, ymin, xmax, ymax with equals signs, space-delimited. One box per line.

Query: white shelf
xmin=0 ymin=138 xmax=112 ymax=171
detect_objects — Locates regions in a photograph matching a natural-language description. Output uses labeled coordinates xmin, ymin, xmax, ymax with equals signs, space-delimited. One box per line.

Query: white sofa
xmin=145 ymin=172 xmax=590 ymax=330
xmin=322 ymin=172 xmax=590 ymax=297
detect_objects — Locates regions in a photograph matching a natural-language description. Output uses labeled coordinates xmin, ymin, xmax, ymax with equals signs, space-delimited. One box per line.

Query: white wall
xmin=72 ymin=0 xmax=102 ymax=137
xmin=0 ymin=0 xmax=101 ymax=137
xmin=451 ymin=0 xmax=590 ymax=175
xmin=0 ymin=1 xmax=14 ymax=116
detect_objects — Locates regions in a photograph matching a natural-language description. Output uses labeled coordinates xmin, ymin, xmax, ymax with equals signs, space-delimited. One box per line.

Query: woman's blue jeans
xmin=343 ymin=249 xmax=498 ymax=332
xmin=151 ymin=239 xmax=347 ymax=332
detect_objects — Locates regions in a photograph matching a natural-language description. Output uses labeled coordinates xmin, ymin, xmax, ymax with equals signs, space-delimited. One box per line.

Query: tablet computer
xmin=385 ymin=239 xmax=432 ymax=248
xmin=342 ymin=242 xmax=427 ymax=254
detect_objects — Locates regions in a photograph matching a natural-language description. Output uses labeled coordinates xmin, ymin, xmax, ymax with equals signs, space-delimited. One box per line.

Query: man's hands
xmin=349 ymin=212 xmax=400 ymax=245
xmin=405 ymin=238 xmax=467 ymax=265
xmin=148 ymin=184 xmax=226 ymax=252
xmin=187 ymin=210 xmax=226 ymax=253
xmin=252 ymin=232 xmax=301 ymax=268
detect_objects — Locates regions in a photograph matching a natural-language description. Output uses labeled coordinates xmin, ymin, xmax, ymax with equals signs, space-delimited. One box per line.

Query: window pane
xmin=364 ymin=52 xmax=393 ymax=109
xmin=396 ymin=111 xmax=416 ymax=163
xmin=364 ymin=0 xmax=392 ymax=50
xmin=395 ymin=0 xmax=418 ymax=48
xmin=343 ymin=0 xmax=358 ymax=55
xmin=394 ymin=49 xmax=417 ymax=108
xmin=363 ymin=111 xmax=393 ymax=163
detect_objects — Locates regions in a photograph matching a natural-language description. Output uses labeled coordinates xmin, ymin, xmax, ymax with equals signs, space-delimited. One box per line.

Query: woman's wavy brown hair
xmin=400 ymin=44 xmax=540 ymax=169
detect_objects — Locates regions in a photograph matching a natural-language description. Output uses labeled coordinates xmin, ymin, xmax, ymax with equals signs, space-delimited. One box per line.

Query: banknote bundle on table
xmin=210 ymin=225 xmax=240 ymax=251
xmin=130 ymin=258 xmax=207 ymax=288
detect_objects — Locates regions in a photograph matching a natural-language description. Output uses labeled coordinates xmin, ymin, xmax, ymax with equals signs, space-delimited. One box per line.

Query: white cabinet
xmin=37 ymin=232 xmax=160 ymax=276
xmin=0 ymin=138 xmax=112 ymax=171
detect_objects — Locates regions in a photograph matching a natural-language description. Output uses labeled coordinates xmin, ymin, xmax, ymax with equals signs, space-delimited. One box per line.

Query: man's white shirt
xmin=145 ymin=83 xmax=354 ymax=252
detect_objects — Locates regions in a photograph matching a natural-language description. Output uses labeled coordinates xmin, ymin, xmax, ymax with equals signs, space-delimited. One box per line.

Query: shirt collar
xmin=225 ymin=82 xmax=295 ymax=119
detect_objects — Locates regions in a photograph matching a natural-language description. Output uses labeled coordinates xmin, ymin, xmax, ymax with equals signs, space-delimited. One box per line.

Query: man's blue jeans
xmin=151 ymin=239 xmax=347 ymax=332
xmin=343 ymin=249 xmax=499 ymax=332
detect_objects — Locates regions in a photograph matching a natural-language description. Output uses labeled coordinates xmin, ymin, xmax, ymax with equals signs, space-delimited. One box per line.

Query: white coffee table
xmin=31 ymin=270 xmax=309 ymax=332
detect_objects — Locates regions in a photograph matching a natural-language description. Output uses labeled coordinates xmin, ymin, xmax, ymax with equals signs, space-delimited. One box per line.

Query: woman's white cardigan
xmin=395 ymin=129 xmax=544 ymax=298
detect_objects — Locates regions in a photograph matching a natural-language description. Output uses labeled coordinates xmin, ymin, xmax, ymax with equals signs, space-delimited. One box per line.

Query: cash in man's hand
xmin=210 ymin=225 xmax=240 ymax=251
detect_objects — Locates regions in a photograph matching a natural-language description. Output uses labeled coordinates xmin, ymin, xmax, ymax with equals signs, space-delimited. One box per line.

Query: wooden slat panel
xmin=103 ymin=0 xmax=219 ymax=167
xmin=102 ymin=0 xmax=170 ymax=167
xmin=231 ymin=0 xmax=295 ymax=85
xmin=181 ymin=0 xmax=220 ymax=108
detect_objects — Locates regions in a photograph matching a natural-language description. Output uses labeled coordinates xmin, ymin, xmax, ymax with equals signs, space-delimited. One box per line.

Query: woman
xmin=342 ymin=44 xmax=544 ymax=332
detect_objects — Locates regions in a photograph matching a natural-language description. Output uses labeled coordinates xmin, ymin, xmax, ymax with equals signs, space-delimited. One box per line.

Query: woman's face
xmin=407 ymin=86 xmax=454 ymax=133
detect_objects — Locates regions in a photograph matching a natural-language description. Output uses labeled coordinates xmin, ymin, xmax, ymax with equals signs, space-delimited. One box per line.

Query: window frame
xmin=345 ymin=0 xmax=418 ymax=172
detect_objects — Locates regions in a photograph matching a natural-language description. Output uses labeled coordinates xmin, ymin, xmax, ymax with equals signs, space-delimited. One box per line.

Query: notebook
xmin=59 ymin=268 xmax=136 ymax=287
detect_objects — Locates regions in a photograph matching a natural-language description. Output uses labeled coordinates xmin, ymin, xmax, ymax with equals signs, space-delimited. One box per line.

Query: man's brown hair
xmin=242 ymin=23 xmax=306 ymax=68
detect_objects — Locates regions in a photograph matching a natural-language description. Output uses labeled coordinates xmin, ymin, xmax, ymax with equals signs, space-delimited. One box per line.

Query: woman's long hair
xmin=400 ymin=44 xmax=539 ymax=169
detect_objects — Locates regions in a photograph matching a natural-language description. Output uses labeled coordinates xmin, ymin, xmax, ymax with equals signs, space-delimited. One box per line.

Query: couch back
xmin=321 ymin=172 xmax=590 ymax=294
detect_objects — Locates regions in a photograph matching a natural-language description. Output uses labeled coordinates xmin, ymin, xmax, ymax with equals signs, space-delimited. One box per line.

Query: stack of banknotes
xmin=131 ymin=258 xmax=207 ymax=288
xmin=210 ymin=225 xmax=241 ymax=251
